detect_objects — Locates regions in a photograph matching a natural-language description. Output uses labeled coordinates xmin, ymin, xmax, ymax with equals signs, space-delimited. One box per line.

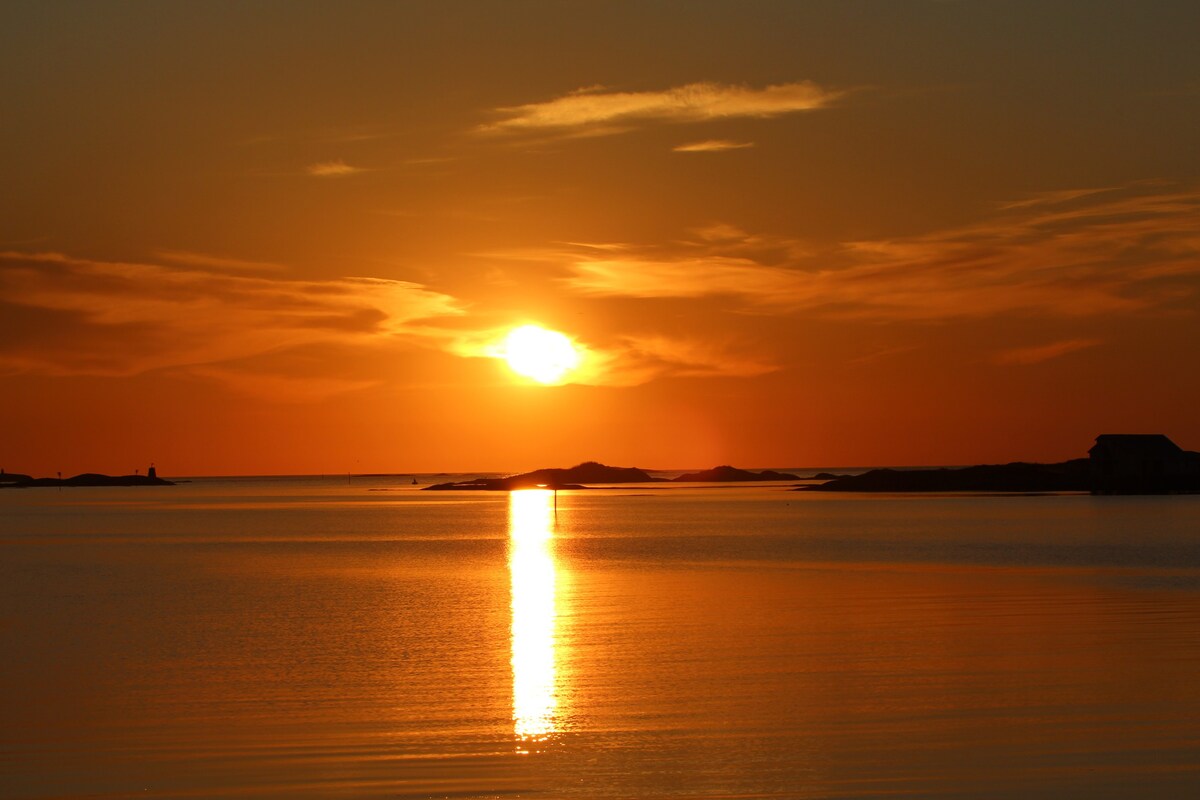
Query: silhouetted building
xmin=1089 ymin=434 xmax=1200 ymax=494
xmin=147 ymin=464 xmax=157 ymax=479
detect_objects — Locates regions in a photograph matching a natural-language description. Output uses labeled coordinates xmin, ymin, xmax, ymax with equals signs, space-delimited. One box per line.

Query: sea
xmin=2 ymin=474 xmax=1200 ymax=799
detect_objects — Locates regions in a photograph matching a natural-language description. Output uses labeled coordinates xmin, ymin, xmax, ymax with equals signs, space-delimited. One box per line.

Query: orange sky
xmin=3 ymin=1 xmax=1199 ymax=476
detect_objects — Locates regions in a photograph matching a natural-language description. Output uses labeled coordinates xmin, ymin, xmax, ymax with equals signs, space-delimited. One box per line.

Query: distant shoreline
xmin=8 ymin=434 xmax=1197 ymax=496
xmin=0 ymin=472 xmax=174 ymax=488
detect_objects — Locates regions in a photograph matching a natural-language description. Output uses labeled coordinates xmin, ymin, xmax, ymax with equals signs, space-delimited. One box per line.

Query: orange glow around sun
xmin=500 ymin=325 xmax=581 ymax=385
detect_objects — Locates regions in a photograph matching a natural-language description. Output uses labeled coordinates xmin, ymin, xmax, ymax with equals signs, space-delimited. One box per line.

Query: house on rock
xmin=1089 ymin=434 xmax=1200 ymax=494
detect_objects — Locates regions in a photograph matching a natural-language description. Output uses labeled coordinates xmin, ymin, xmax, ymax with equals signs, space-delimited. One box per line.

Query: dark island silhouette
xmin=425 ymin=461 xmax=664 ymax=491
xmin=0 ymin=465 xmax=174 ymax=488
xmin=672 ymin=465 xmax=799 ymax=482
xmin=803 ymin=435 xmax=1200 ymax=495
xmin=803 ymin=460 xmax=1091 ymax=493
xmin=424 ymin=461 xmax=802 ymax=490
xmin=424 ymin=436 xmax=1200 ymax=494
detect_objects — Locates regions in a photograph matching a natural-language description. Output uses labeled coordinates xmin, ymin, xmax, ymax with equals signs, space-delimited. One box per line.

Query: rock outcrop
xmin=672 ymin=465 xmax=799 ymax=482
xmin=802 ymin=460 xmax=1092 ymax=493
xmin=804 ymin=434 xmax=1200 ymax=494
xmin=424 ymin=461 xmax=661 ymax=490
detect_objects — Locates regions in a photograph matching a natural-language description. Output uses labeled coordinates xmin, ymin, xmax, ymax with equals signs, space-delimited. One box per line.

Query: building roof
xmin=1089 ymin=434 xmax=1183 ymax=457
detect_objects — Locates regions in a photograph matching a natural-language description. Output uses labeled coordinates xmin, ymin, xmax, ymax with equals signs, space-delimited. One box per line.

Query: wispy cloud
xmin=606 ymin=334 xmax=777 ymax=384
xmin=154 ymin=249 xmax=285 ymax=273
xmin=673 ymin=139 xmax=755 ymax=153
xmin=996 ymin=187 xmax=1112 ymax=210
xmin=478 ymin=81 xmax=840 ymax=136
xmin=0 ymin=252 xmax=461 ymax=377
xmin=306 ymin=159 xmax=365 ymax=177
xmin=554 ymin=183 xmax=1200 ymax=321
xmin=995 ymin=338 xmax=1102 ymax=365
xmin=570 ymin=256 xmax=797 ymax=300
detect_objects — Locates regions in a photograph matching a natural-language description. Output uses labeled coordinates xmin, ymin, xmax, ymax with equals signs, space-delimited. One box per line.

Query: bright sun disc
xmin=502 ymin=325 xmax=580 ymax=384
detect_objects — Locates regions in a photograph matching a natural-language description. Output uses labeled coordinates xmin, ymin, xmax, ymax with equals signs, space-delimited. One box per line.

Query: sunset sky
xmin=3 ymin=1 xmax=1199 ymax=476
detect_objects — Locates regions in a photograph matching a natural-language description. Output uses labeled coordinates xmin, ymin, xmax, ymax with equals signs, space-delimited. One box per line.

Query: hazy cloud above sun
xmin=478 ymin=81 xmax=839 ymax=136
xmin=153 ymin=250 xmax=286 ymax=273
xmin=556 ymin=184 xmax=1200 ymax=321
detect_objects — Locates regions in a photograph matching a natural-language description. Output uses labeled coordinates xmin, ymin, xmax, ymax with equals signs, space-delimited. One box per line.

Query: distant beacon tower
xmin=147 ymin=464 xmax=157 ymax=479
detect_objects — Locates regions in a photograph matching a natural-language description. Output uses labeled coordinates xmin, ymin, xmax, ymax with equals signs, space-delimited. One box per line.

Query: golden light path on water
xmin=508 ymin=489 xmax=560 ymax=748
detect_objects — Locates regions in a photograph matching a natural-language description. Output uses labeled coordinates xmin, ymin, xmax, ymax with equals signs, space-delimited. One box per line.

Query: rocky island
xmin=672 ymin=465 xmax=799 ymax=482
xmin=424 ymin=461 xmax=663 ymax=490
xmin=424 ymin=461 xmax=806 ymax=490
xmin=803 ymin=460 xmax=1091 ymax=493
xmin=802 ymin=435 xmax=1200 ymax=495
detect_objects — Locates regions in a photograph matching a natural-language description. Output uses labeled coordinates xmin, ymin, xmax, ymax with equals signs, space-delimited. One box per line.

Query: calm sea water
xmin=3 ymin=477 xmax=1200 ymax=798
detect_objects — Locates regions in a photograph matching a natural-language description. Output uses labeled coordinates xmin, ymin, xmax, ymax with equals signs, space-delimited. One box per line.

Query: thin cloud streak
xmin=558 ymin=184 xmax=1200 ymax=321
xmin=307 ymin=159 xmax=365 ymax=177
xmin=995 ymin=338 xmax=1103 ymax=366
xmin=154 ymin=250 xmax=286 ymax=273
xmin=673 ymin=139 xmax=755 ymax=153
xmin=479 ymin=81 xmax=840 ymax=136
xmin=570 ymin=257 xmax=797 ymax=300
xmin=612 ymin=334 xmax=777 ymax=384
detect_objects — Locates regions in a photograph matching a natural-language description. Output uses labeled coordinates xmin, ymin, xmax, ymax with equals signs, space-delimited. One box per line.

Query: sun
xmin=500 ymin=325 xmax=580 ymax=385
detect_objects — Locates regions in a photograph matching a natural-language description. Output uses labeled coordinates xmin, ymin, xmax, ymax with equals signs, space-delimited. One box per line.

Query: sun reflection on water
xmin=508 ymin=489 xmax=559 ymax=748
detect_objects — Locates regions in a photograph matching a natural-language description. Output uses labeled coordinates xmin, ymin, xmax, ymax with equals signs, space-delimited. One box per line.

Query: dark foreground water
xmin=2 ymin=477 xmax=1200 ymax=798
